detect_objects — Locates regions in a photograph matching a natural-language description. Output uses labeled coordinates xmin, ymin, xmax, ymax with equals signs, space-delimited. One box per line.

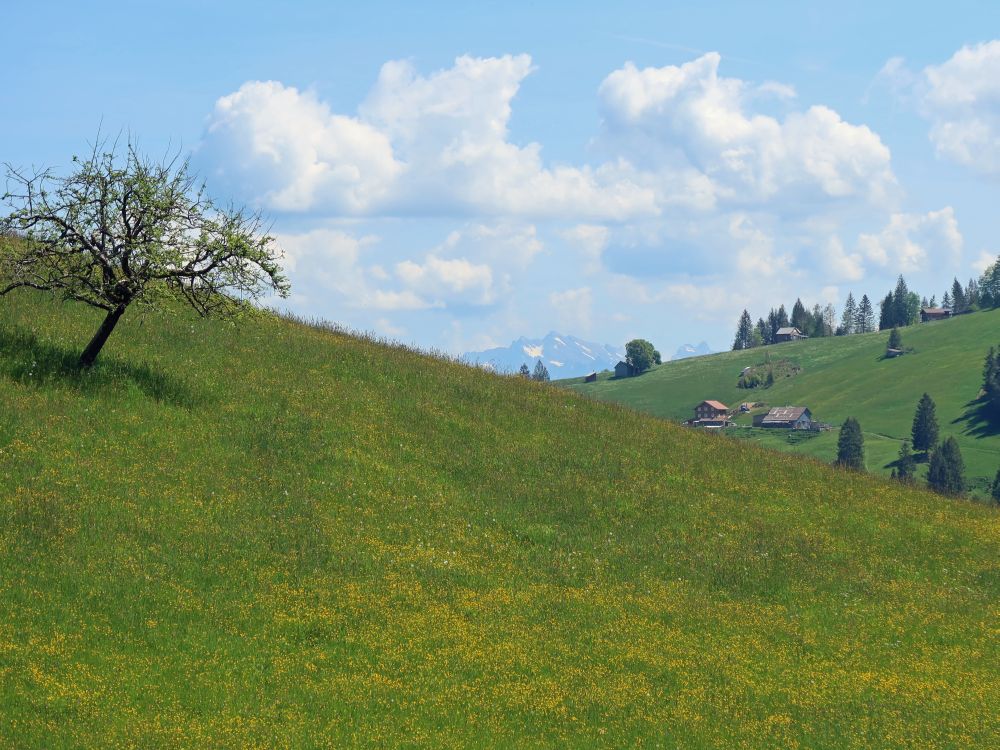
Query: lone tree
xmin=531 ymin=360 xmax=550 ymax=382
xmin=892 ymin=440 xmax=916 ymax=483
xmin=927 ymin=437 xmax=966 ymax=496
xmin=835 ymin=417 xmax=865 ymax=470
xmin=887 ymin=326 xmax=902 ymax=351
xmin=731 ymin=309 xmax=754 ymax=350
xmin=0 ymin=140 xmax=289 ymax=367
xmin=911 ymin=393 xmax=939 ymax=455
xmin=625 ymin=338 xmax=657 ymax=374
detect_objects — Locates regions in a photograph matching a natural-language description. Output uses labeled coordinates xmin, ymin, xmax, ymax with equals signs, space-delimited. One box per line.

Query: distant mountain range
xmin=672 ymin=341 xmax=714 ymax=360
xmin=464 ymin=332 xmax=625 ymax=378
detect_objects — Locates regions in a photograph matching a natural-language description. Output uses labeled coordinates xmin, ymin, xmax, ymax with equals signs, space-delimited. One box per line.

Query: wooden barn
xmin=584 ymin=372 xmax=598 ymax=383
xmin=614 ymin=361 xmax=633 ymax=378
xmin=760 ymin=406 xmax=813 ymax=429
xmin=774 ymin=327 xmax=808 ymax=343
xmin=920 ymin=307 xmax=952 ymax=322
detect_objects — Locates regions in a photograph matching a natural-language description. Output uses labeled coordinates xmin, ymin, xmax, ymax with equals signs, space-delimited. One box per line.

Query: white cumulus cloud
xmin=856 ymin=208 xmax=963 ymax=272
xmin=597 ymin=53 xmax=896 ymax=207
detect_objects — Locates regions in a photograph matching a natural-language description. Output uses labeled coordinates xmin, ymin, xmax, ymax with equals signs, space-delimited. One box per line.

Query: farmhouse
xmin=614 ymin=361 xmax=632 ymax=378
xmin=584 ymin=372 xmax=598 ymax=383
xmin=759 ymin=406 xmax=813 ymax=429
xmin=694 ymin=400 xmax=728 ymax=421
xmin=774 ymin=327 xmax=808 ymax=342
xmin=920 ymin=307 xmax=952 ymax=322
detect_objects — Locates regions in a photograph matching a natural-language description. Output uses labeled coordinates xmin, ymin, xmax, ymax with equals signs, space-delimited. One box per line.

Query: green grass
xmin=564 ymin=312 xmax=1000 ymax=497
xmin=1 ymin=290 xmax=998 ymax=748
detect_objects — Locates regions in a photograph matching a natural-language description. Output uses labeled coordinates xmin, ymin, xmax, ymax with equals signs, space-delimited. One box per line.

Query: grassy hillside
xmin=1 ymin=290 xmax=997 ymax=748
xmin=565 ymin=311 xmax=1000 ymax=497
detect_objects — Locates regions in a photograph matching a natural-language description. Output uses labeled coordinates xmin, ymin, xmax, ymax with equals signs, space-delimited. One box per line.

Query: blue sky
xmin=4 ymin=1 xmax=1000 ymax=356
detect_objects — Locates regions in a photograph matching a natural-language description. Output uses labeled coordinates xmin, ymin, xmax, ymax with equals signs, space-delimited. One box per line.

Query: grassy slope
xmin=1 ymin=290 xmax=997 ymax=748
xmin=564 ymin=311 xmax=1000 ymax=496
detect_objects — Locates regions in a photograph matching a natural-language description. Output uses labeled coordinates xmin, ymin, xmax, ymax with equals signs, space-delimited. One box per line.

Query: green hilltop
xmin=564 ymin=310 xmax=1000 ymax=498
xmin=1 ymin=290 xmax=997 ymax=748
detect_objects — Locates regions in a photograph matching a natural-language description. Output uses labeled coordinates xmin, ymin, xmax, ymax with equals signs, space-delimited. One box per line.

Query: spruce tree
xmin=887 ymin=327 xmax=902 ymax=351
xmin=879 ymin=292 xmax=894 ymax=330
xmin=518 ymin=363 xmax=531 ymax=378
xmin=835 ymin=417 xmax=865 ymax=470
xmin=911 ymin=393 xmax=939 ymax=454
xmin=841 ymin=292 xmax=857 ymax=334
xmin=929 ymin=294 xmax=937 ymax=308
xmin=942 ymin=290 xmax=952 ymax=309
xmin=951 ymin=278 xmax=966 ymax=315
xmin=531 ymin=360 xmax=550 ymax=382
xmin=791 ymin=298 xmax=807 ymax=330
xmin=856 ymin=294 xmax=874 ymax=333
xmin=892 ymin=275 xmax=910 ymax=327
xmin=732 ymin=309 xmax=754 ymax=350
xmin=983 ymin=346 xmax=1000 ymax=417
xmin=894 ymin=440 xmax=916 ymax=482
xmin=927 ymin=437 xmax=966 ymax=495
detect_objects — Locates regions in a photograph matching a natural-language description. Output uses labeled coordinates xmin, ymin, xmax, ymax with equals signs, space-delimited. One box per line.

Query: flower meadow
xmin=1 ymin=290 xmax=997 ymax=748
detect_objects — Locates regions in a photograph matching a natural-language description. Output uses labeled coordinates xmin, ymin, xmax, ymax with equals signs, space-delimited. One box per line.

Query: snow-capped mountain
xmin=671 ymin=341 xmax=713 ymax=361
xmin=464 ymin=332 xmax=626 ymax=379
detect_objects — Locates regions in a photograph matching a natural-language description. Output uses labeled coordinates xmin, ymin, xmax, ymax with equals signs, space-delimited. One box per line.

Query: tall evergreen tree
xmin=927 ymin=437 xmax=966 ymax=495
xmin=732 ymin=309 xmax=754 ymax=350
xmin=893 ymin=440 xmax=916 ymax=483
xmin=951 ymin=278 xmax=966 ymax=315
xmin=879 ymin=292 xmax=895 ymax=330
xmin=518 ymin=363 xmax=531 ymax=378
xmin=929 ymin=294 xmax=937 ymax=308
xmin=791 ymin=298 xmax=808 ymax=330
xmin=967 ymin=277 xmax=979 ymax=310
xmin=841 ymin=292 xmax=857 ymax=335
xmin=835 ymin=417 xmax=865 ymax=470
xmin=911 ymin=393 xmax=940 ymax=454
xmin=531 ymin=360 xmax=550 ymax=382
xmin=942 ymin=290 xmax=952 ymax=309
xmin=892 ymin=275 xmax=911 ymax=327
xmin=856 ymin=294 xmax=874 ymax=333
xmin=983 ymin=346 xmax=1000 ymax=418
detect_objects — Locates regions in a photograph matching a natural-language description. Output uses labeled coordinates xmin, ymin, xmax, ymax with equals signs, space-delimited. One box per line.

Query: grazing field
xmin=1 ymin=290 xmax=998 ymax=748
xmin=563 ymin=310 xmax=1000 ymax=497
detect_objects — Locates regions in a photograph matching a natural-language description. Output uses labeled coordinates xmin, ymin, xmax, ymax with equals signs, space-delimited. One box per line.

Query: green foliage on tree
xmin=835 ymin=417 xmax=865 ymax=470
xmin=978 ymin=255 xmax=1000 ymax=309
xmin=841 ymin=292 xmax=857 ymax=335
xmin=911 ymin=393 xmax=940 ymax=453
xmin=892 ymin=440 xmax=916 ymax=483
xmin=887 ymin=327 xmax=902 ymax=351
xmin=991 ymin=468 xmax=1000 ymax=505
xmin=0 ymin=140 xmax=288 ymax=367
xmin=856 ymin=294 xmax=875 ymax=333
xmin=982 ymin=345 xmax=1000 ymax=419
xmin=927 ymin=437 xmax=966 ymax=495
xmin=732 ymin=310 xmax=754 ymax=350
xmin=518 ymin=363 xmax=531 ymax=378
xmin=531 ymin=360 xmax=550 ymax=382
xmin=625 ymin=338 xmax=657 ymax=373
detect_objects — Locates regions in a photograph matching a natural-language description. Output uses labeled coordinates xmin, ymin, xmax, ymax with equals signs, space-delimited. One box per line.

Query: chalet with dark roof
xmin=920 ymin=307 xmax=952 ymax=322
xmin=774 ymin=327 xmax=808 ymax=343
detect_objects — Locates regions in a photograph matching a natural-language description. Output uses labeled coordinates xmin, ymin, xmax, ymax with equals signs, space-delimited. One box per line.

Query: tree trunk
xmin=79 ymin=304 xmax=127 ymax=368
